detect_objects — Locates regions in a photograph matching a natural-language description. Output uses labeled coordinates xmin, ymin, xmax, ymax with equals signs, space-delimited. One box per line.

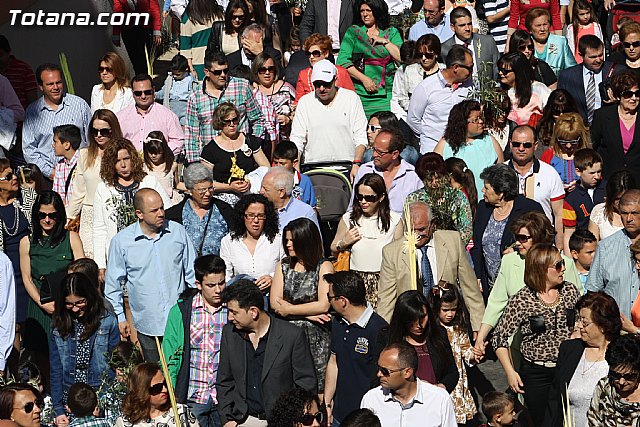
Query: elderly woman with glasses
xmin=294 ymin=33 xmax=355 ymax=103
xmin=492 ymin=243 xmax=580 ymax=426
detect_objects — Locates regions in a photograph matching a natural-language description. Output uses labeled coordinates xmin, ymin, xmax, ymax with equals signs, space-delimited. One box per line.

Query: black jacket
xmin=427 ymin=326 xmax=460 ymax=393
xmin=165 ymin=196 xmax=235 ymax=228
xmin=206 ymin=19 xmax=275 ymax=58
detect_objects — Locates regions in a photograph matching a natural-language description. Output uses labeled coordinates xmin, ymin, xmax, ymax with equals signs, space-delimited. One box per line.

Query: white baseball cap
xmin=311 ymin=59 xmax=337 ymax=83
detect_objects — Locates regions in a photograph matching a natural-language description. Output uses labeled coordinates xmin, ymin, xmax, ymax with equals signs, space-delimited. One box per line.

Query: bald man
xmin=105 ymin=188 xmax=196 ymax=362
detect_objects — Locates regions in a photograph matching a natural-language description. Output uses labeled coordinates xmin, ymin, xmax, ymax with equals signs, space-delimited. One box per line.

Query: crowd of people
xmin=2 ymin=0 xmax=640 ymax=426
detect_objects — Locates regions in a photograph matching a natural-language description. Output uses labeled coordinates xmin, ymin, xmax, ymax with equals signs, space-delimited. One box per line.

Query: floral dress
xmin=115 ymin=403 xmax=199 ymax=427
xmin=444 ymin=325 xmax=477 ymax=424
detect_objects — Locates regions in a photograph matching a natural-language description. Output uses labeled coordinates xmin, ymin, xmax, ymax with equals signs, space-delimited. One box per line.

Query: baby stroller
xmin=302 ymin=162 xmax=353 ymax=256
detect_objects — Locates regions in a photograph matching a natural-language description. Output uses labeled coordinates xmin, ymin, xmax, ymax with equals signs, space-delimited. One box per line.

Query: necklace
xmin=537 ymin=291 xmax=563 ymax=309
xmin=581 ymin=348 xmax=605 ymax=375
xmin=1 ymin=202 xmax=20 ymax=237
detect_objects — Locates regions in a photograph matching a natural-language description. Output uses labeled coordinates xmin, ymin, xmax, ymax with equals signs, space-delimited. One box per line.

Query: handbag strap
xmin=64 ymin=164 xmax=77 ymax=196
xmin=197 ymin=206 xmax=215 ymax=256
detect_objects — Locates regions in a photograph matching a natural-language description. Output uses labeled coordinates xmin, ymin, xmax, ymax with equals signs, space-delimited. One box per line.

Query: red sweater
xmin=508 ymin=0 xmax=562 ymax=32
xmin=112 ymin=0 xmax=162 ymax=37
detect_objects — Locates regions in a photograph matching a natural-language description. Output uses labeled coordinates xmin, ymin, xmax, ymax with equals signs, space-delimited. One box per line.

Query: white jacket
xmin=90 ymin=84 xmax=135 ymax=113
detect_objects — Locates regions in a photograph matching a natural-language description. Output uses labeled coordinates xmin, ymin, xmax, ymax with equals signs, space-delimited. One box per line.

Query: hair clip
xmin=462 ymin=166 xmax=468 ymax=172
xmin=431 ymin=281 xmax=451 ymax=299
xmin=144 ymin=137 xmax=163 ymax=144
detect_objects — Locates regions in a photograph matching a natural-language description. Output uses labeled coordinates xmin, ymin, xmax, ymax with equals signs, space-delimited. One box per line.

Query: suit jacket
xmin=591 ymin=104 xmax=640 ymax=185
xmin=216 ymin=316 xmax=317 ymax=423
xmin=227 ymin=46 xmax=284 ymax=75
xmin=441 ymin=34 xmax=499 ymax=82
xmin=298 ymin=0 xmax=355 ymax=43
xmin=558 ymin=61 xmax=626 ymax=123
xmin=377 ymin=230 xmax=485 ymax=330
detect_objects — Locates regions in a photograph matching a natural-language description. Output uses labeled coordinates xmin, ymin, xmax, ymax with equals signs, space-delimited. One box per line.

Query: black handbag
xmin=39 ymin=271 xmax=67 ymax=305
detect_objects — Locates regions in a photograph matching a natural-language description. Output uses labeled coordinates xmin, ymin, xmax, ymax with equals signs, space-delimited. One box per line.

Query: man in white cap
xmin=290 ymin=59 xmax=368 ymax=181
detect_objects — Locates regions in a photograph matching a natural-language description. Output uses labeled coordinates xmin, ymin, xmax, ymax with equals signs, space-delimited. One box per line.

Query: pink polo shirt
xmin=116 ymin=102 xmax=185 ymax=154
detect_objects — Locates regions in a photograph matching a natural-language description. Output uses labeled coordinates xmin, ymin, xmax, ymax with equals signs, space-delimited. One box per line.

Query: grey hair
xmin=269 ymin=166 xmax=294 ymax=196
xmin=479 ymin=164 xmax=519 ymax=201
xmin=408 ymin=201 xmax=433 ymax=223
xmin=242 ymin=23 xmax=264 ymax=38
xmin=183 ymin=163 xmax=213 ymax=190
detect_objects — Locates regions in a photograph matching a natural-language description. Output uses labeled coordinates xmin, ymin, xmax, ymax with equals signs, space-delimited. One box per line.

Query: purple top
xmin=620 ymin=118 xmax=635 ymax=154
xmin=414 ymin=344 xmax=437 ymax=385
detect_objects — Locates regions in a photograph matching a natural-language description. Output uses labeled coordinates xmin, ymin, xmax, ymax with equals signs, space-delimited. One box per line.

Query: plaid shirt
xmin=188 ymin=292 xmax=227 ymax=404
xmin=68 ymin=416 xmax=110 ymax=427
xmin=184 ymin=77 xmax=265 ymax=163
xmin=253 ymin=88 xmax=279 ymax=143
xmin=52 ymin=150 xmax=79 ymax=206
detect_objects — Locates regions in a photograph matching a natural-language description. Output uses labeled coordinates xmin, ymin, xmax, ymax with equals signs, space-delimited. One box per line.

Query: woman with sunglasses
xmin=508 ymin=29 xmax=557 ymax=89
xmin=207 ymin=0 xmax=250 ymax=56
xmin=49 ymin=273 xmax=119 ymax=427
xmin=586 ymin=334 xmax=640 ymax=425
xmin=90 ymin=52 xmax=134 ymax=113
xmin=492 ymin=243 xmax=579 ymax=426
xmin=609 ymin=21 xmax=640 ymax=75
xmin=330 ymin=173 xmax=403 ymax=308
xmin=336 ymin=0 xmax=403 ymax=117
xmin=534 ymin=89 xmax=579 ymax=154
xmin=66 ymin=109 xmax=122 ymax=259
xmin=267 ymin=387 xmax=324 ymax=427
xmin=20 ymin=191 xmax=84 ymax=344
xmin=116 ymin=362 xmax=199 ymax=427
xmin=591 ymin=71 xmax=640 ymax=186
xmin=588 ymin=170 xmax=635 ymax=241
xmin=0 ymin=383 xmax=43 ymax=427
xmin=294 ymin=33 xmax=355 ymax=103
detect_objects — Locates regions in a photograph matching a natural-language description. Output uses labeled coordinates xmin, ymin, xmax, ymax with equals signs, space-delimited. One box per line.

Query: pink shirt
xmin=620 ymin=118 xmax=635 ymax=154
xmin=116 ymin=102 xmax=184 ymax=154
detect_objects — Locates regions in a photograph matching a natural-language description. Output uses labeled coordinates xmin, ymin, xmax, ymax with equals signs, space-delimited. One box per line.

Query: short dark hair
xmin=323 ymin=271 xmax=367 ymax=306
xmin=341 ymin=409 xmax=382 ymax=427
xmin=272 ymin=140 xmax=298 ymax=162
xmin=194 ymin=254 xmax=226 ymax=283
xmin=450 ymin=6 xmax=472 ymax=23
xmin=606 ymin=334 xmax=640 ymax=374
xmin=35 ymin=63 xmax=63 ymax=85
xmin=578 ymin=34 xmax=604 ymax=56
xmin=569 ymin=228 xmax=597 ymax=252
xmin=383 ymin=341 xmax=418 ymax=373
xmin=576 ymin=291 xmax=622 ymax=341
xmin=0 ymin=35 xmax=10 ymax=53
xmin=574 ymin=148 xmax=603 ymax=171
xmin=205 ymin=51 xmax=228 ymax=69
xmin=131 ymin=73 xmax=153 ymax=86
xmin=67 ymin=258 xmax=100 ymax=290
xmin=445 ymin=44 xmax=471 ymax=68
xmin=53 ymin=124 xmax=82 ymax=150
xmin=482 ymin=391 xmax=514 ymax=422
xmin=170 ymin=54 xmax=190 ymax=72
xmin=67 ymin=383 xmax=97 ymax=418
xmin=479 ymin=164 xmax=519 ymax=201
xmin=220 ymin=279 xmax=264 ymax=310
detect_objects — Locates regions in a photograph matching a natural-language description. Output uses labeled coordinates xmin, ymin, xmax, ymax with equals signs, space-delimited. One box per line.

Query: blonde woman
xmin=90 ymin=52 xmax=134 ymax=113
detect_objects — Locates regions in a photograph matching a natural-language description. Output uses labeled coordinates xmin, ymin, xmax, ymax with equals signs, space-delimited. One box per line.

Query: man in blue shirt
xmin=105 ymin=188 xmax=196 ymax=362
xmin=409 ymin=0 xmax=454 ymax=42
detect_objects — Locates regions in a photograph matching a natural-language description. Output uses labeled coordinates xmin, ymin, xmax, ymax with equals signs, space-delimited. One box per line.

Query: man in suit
xmin=227 ymin=23 xmax=283 ymax=73
xmin=440 ymin=7 xmax=499 ymax=84
xmin=558 ymin=35 xmax=626 ymax=125
xmin=298 ymin=0 xmax=355 ymax=49
xmin=217 ymin=280 xmax=317 ymax=426
xmin=377 ymin=201 xmax=485 ymax=332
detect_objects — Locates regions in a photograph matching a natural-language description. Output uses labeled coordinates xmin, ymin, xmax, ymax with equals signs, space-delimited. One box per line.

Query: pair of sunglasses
xmin=609 ymin=370 xmax=640 ymax=382
xmin=621 ymin=89 xmax=640 ymax=99
xmin=222 ymin=117 xmax=240 ymax=125
xmin=511 ymin=141 xmax=534 ymax=149
xmin=133 ymin=89 xmax=154 ymax=97
xmin=258 ymin=66 xmax=276 ymax=74
xmin=356 ymin=193 xmax=379 ymax=202
xmin=420 ymin=51 xmax=436 ymax=60
xmin=37 ymin=211 xmax=59 ymax=221
xmin=305 ymin=50 xmax=323 ymax=58
xmin=209 ymin=67 xmax=229 ymax=76
xmin=514 ymin=233 xmax=532 ymax=243
xmin=148 ymin=381 xmax=167 ymax=396
xmin=98 ymin=66 xmax=112 ymax=73
xmin=14 ymin=400 xmax=43 ymax=414
xmin=557 ymin=138 xmax=581 ymax=146
xmin=90 ymin=127 xmax=112 ymax=137
xmin=377 ymin=365 xmax=405 ymax=377
xmin=623 ymin=41 xmax=640 ymax=48
xmin=299 ymin=412 xmax=324 ymax=426
xmin=549 ymin=259 xmax=565 ymax=272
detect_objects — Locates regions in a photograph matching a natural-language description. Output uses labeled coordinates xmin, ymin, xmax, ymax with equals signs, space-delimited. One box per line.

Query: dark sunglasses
xmin=14 ymin=400 xmax=42 ymax=414
xmin=356 ymin=193 xmax=379 ymax=202
xmin=38 ymin=211 xmax=59 ymax=221
xmin=623 ymin=41 xmax=640 ymax=48
xmin=90 ymin=127 xmax=112 ymax=137
xmin=420 ymin=51 xmax=436 ymax=60
xmin=299 ymin=412 xmax=324 ymax=426
xmin=313 ymin=80 xmax=334 ymax=89
xmin=456 ymin=63 xmax=474 ymax=72
xmin=149 ymin=381 xmax=167 ymax=395
xmin=98 ymin=66 xmax=112 ymax=73
xmin=133 ymin=89 xmax=154 ymax=97
xmin=222 ymin=116 xmax=240 ymax=125
xmin=514 ymin=233 xmax=532 ymax=243
xmin=518 ymin=44 xmax=534 ymax=52
xmin=305 ymin=50 xmax=323 ymax=58
xmin=609 ymin=369 xmax=639 ymax=382
xmin=377 ymin=365 xmax=405 ymax=377
xmin=511 ymin=141 xmax=534 ymax=149
xmin=232 ymin=14 xmax=245 ymax=20
xmin=557 ymin=137 xmax=581 ymax=146
xmin=621 ymin=89 xmax=640 ymax=99
xmin=258 ymin=65 xmax=276 ymax=74
xmin=209 ymin=67 xmax=229 ymax=76
xmin=549 ymin=259 xmax=565 ymax=272
xmin=498 ymin=66 xmax=513 ymax=75
xmin=0 ymin=171 xmax=15 ymax=181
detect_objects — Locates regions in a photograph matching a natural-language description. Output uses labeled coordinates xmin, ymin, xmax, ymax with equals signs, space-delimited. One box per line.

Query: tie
xmin=586 ymin=71 xmax=596 ymax=125
xmin=420 ymin=246 xmax=435 ymax=296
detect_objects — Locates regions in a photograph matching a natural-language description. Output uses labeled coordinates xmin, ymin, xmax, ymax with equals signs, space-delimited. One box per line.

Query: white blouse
xmin=65 ymin=149 xmax=102 ymax=219
xmin=90 ymin=84 xmax=135 ymax=113
xmin=590 ymin=203 xmax=624 ymax=240
xmin=219 ymin=232 xmax=285 ymax=281
xmin=346 ymin=211 xmax=402 ymax=272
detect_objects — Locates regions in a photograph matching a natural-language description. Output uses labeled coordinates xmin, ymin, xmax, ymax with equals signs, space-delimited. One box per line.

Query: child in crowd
xmin=567 ymin=0 xmax=604 ymax=62
xmin=284 ymin=28 xmax=302 ymax=66
xmin=18 ymin=163 xmax=45 ymax=194
xmin=611 ymin=17 xmax=633 ymax=49
xmin=66 ymin=383 xmax=109 ymax=427
xmin=569 ymin=229 xmax=598 ymax=290
xmin=52 ymin=124 xmax=81 ymax=206
xmin=481 ymin=391 xmax=517 ymax=426
xmin=562 ymin=148 xmax=605 ymax=254
xmin=155 ymin=54 xmax=196 ymax=126
xmin=445 ymin=157 xmax=477 ymax=218
xmin=428 ymin=281 xmax=479 ymax=424
xmin=143 ymin=131 xmax=183 ymax=205
xmin=272 ymin=141 xmax=316 ymax=207
xmin=100 ymin=341 xmax=143 ymax=424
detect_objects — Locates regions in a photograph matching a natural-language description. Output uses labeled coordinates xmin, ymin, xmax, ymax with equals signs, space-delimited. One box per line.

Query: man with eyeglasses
xmin=184 ymin=51 xmax=265 ymax=163
xmin=227 ymin=24 xmax=283 ymax=73
xmin=408 ymin=0 xmax=454 ymax=42
xmin=162 ymin=255 xmax=228 ymax=427
xmin=587 ymin=189 xmax=640 ymax=320
xmin=360 ymin=341 xmax=456 ymax=427
xmin=116 ymin=74 xmax=185 ymax=154
xmin=506 ymin=124 xmax=565 ymax=249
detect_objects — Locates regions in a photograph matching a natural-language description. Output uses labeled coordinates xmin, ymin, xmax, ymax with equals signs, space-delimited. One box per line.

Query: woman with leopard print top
xmin=492 ymin=243 xmax=579 ymax=426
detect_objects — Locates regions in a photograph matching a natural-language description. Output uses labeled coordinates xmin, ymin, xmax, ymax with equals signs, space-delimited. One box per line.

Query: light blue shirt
xmin=408 ymin=14 xmax=454 ymax=42
xmin=278 ymin=197 xmax=319 ymax=232
xmin=105 ymin=220 xmax=196 ymax=336
xmin=22 ymin=94 xmax=92 ymax=177
xmin=585 ymin=229 xmax=640 ymax=317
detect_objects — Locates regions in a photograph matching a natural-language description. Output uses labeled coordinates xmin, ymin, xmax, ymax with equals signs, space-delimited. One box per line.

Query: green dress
xmin=26 ymin=232 xmax=74 ymax=337
xmin=336 ymin=25 xmax=403 ymax=118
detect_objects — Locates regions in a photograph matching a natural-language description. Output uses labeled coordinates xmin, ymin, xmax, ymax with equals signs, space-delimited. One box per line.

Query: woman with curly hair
xmin=115 ymin=362 xmax=198 ymax=427
xmin=434 ymin=100 xmax=504 ymax=196
xmin=267 ymin=388 xmax=323 ymax=427
xmin=93 ymin=138 xmax=171 ymax=274
xmin=220 ymin=193 xmax=284 ymax=292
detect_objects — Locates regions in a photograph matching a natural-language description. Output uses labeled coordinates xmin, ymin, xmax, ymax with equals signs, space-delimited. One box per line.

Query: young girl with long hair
xmin=445 ymin=157 xmax=478 ymax=219
xmin=143 ymin=131 xmax=182 ymax=205
xmin=567 ymin=0 xmax=604 ymax=63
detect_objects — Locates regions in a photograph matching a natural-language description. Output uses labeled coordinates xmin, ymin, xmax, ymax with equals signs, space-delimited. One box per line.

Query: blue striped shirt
xmin=22 ymin=94 xmax=91 ymax=177
xmin=585 ymin=229 xmax=640 ymax=317
xmin=484 ymin=0 xmax=509 ymax=52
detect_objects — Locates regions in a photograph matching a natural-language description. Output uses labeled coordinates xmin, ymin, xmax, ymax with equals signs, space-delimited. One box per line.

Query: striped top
xmin=484 ymin=0 xmax=509 ymax=52
xmin=180 ymin=14 xmax=222 ymax=81
xmin=0 ymin=56 xmax=37 ymax=109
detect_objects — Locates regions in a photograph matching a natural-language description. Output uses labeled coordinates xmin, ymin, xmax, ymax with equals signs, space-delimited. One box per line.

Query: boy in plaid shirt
xmin=52 ymin=124 xmax=80 ymax=206
xmin=67 ymin=383 xmax=109 ymax=427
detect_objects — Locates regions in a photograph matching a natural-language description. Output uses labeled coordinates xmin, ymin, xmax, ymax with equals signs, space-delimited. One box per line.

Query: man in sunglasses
xmin=361 ymin=342 xmax=457 ymax=427
xmin=116 ymin=74 xmax=185 ymax=155
xmin=23 ymin=63 xmax=91 ymax=186
xmin=227 ymin=24 xmax=283 ymax=73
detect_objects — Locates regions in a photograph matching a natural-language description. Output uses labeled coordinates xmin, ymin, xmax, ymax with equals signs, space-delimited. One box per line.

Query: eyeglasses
xmin=13 ymin=401 xmax=42 ymax=414
xmin=258 ymin=65 xmax=276 ymax=74
xmin=377 ymin=365 xmax=405 ymax=376
xmin=420 ymin=51 xmax=436 ymax=60
xmin=373 ymin=147 xmax=392 ymax=156
xmin=456 ymin=63 xmax=474 ymax=72
xmin=368 ymin=124 xmax=382 ymax=133
xmin=194 ymin=186 xmax=214 ymax=196
xmin=300 ymin=412 xmax=324 ymax=426
xmin=511 ymin=141 xmax=534 ymax=149
xmin=38 ymin=211 xmax=59 ymax=221
xmin=149 ymin=381 xmax=167 ymax=395
xmin=222 ymin=116 xmax=240 ymax=126
xmin=232 ymin=14 xmax=245 ymax=21
xmin=549 ymin=259 xmax=565 ymax=272
xmin=0 ymin=171 xmax=15 ymax=181
xmin=65 ymin=299 xmax=87 ymax=309
xmin=313 ymin=80 xmax=334 ymax=89
xmin=621 ymin=90 xmax=640 ymax=99
xmin=133 ymin=89 xmax=154 ymax=97
xmin=623 ymin=41 xmax=640 ymax=49
xmin=467 ymin=116 xmax=484 ymax=124
xmin=518 ymin=44 xmax=534 ymax=52
xmin=244 ymin=213 xmax=267 ymax=220
xmin=498 ymin=66 xmax=513 ymax=75
xmin=208 ymin=67 xmax=229 ymax=76
xmin=305 ymin=50 xmax=323 ymax=58
xmin=608 ymin=369 xmax=640 ymax=382
xmin=557 ymin=137 xmax=581 ymax=146
xmin=327 ymin=293 xmax=342 ymax=301
xmin=90 ymin=127 xmax=112 ymax=137
xmin=577 ymin=316 xmax=593 ymax=328
xmin=356 ymin=193 xmax=379 ymax=202
xmin=98 ymin=66 xmax=112 ymax=73
xmin=514 ymin=233 xmax=532 ymax=243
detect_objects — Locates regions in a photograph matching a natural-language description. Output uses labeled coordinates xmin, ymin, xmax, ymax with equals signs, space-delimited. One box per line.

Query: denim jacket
xmin=49 ymin=311 xmax=120 ymax=416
